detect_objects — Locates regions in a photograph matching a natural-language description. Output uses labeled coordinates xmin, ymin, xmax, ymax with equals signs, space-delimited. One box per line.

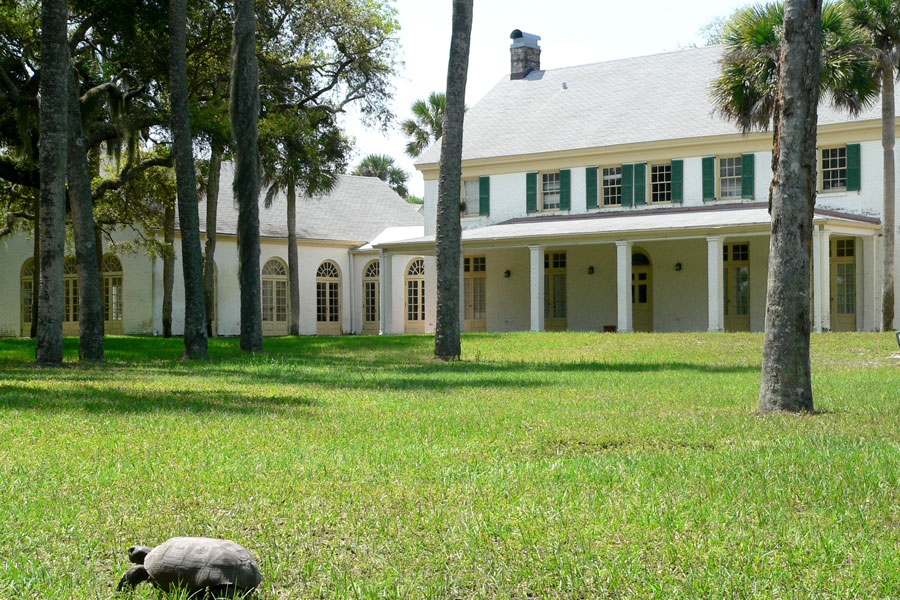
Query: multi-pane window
xmin=544 ymin=252 xmax=566 ymax=269
xmin=602 ymin=166 xmax=622 ymax=206
xmin=63 ymin=257 xmax=79 ymax=322
xmin=822 ymin=147 xmax=847 ymax=191
xmin=719 ymin=156 xmax=743 ymax=199
xmin=406 ymin=258 xmax=426 ymax=324
xmin=544 ymin=252 xmax=566 ymax=321
xmin=462 ymin=179 xmax=479 ymax=215
xmin=316 ymin=261 xmax=341 ymax=323
xmin=834 ymin=238 xmax=855 ymax=258
xmin=836 ymin=262 xmax=856 ymax=315
xmin=363 ymin=260 xmax=379 ymax=326
xmin=102 ymin=255 xmax=124 ymax=322
xmin=463 ymin=256 xmax=486 ymax=323
xmin=541 ymin=172 xmax=561 ymax=210
xmin=723 ymin=243 xmax=749 ymax=263
xmin=650 ymin=163 xmax=671 ymax=203
xmin=262 ymin=259 xmax=288 ymax=324
xmin=463 ymin=256 xmax=486 ymax=272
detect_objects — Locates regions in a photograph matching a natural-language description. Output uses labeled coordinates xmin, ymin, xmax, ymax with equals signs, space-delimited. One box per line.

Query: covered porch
xmin=375 ymin=204 xmax=882 ymax=334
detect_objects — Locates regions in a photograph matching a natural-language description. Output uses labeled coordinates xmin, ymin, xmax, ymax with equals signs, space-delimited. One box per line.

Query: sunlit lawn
xmin=0 ymin=332 xmax=898 ymax=599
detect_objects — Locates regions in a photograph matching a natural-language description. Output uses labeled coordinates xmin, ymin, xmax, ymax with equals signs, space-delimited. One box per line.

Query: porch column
xmin=819 ymin=228 xmax=831 ymax=331
xmin=459 ymin=256 xmax=466 ymax=333
xmin=862 ymin=234 xmax=879 ymax=331
xmin=615 ymin=240 xmax=632 ymax=333
xmin=812 ymin=226 xmax=824 ymax=332
xmin=528 ymin=245 xmax=544 ymax=331
xmin=707 ymin=235 xmax=724 ymax=332
xmin=379 ymin=249 xmax=392 ymax=335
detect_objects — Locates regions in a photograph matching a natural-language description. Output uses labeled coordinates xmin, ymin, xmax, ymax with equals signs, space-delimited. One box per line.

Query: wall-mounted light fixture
xmin=674 ymin=262 xmax=682 ymax=272
xmin=504 ymin=270 xmax=511 ymax=278
xmin=587 ymin=266 xmax=595 ymax=275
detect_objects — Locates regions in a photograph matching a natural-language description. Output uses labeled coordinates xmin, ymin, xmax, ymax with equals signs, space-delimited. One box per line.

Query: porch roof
xmin=375 ymin=203 xmax=881 ymax=252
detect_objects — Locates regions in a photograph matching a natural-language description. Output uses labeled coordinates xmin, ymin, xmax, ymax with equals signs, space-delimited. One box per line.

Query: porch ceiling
xmin=375 ymin=204 xmax=880 ymax=253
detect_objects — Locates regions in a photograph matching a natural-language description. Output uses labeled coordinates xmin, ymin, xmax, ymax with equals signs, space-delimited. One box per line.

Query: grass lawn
xmin=0 ymin=332 xmax=899 ymax=599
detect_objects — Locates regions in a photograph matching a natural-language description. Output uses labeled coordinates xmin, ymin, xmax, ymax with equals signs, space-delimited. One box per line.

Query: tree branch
xmin=92 ymin=154 xmax=173 ymax=200
xmin=0 ymin=157 xmax=39 ymax=188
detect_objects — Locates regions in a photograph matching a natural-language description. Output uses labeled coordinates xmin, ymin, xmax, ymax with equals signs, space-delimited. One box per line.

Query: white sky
xmin=341 ymin=0 xmax=749 ymax=197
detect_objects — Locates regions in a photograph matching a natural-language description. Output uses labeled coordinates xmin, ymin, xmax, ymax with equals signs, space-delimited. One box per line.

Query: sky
xmin=340 ymin=0 xmax=751 ymax=198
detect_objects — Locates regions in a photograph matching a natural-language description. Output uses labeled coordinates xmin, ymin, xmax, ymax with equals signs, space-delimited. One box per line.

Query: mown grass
xmin=0 ymin=332 xmax=898 ymax=599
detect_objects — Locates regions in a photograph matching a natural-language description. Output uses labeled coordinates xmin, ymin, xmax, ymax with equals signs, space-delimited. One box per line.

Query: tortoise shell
xmin=143 ymin=537 xmax=261 ymax=593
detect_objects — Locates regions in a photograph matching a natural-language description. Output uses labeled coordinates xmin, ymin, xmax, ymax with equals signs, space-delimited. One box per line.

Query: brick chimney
xmin=510 ymin=29 xmax=541 ymax=80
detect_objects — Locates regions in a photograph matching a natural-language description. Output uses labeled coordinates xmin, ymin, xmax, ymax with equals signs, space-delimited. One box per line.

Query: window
xmin=362 ymin=260 xmax=380 ymax=332
xmin=719 ymin=156 xmax=743 ymax=199
xmin=262 ymin=258 xmax=288 ymax=334
xmin=822 ymin=147 xmax=847 ymax=191
xmin=405 ymin=258 xmax=426 ymax=332
xmin=316 ymin=261 xmax=341 ymax=323
xmin=462 ymin=179 xmax=479 ymax=216
xmin=834 ymin=238 xmax=855 ymax=258
xmin=541 ymin=172 xmax=561 ymax=211
xmin=102 ymin=255 xmax=124 ymax=327
xmin=463 ymin=256 xmax=486 ymax=273
xmin=650 ymin=163 xmax=671 ymax=203
xmin=602 ymin=166 xmax=622 ymax=206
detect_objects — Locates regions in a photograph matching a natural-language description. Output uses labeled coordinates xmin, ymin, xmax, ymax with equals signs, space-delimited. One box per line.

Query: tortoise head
xmin=126 ymin=545 xmax=153 ymax=564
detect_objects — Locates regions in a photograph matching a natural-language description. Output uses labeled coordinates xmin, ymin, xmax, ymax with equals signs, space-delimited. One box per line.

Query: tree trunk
xmin=204 ymin=141 xmax=223 ymax=337
xmin=36 ymin=0 xmax=68 ymax=365
xmin=287 ymin=177 xmax=300 ymax=336
xmin=163 ymin=202 xmax=175 ymax=338
xmin=169 ymin=0 xmax=209 ymax=360
xmin=67 ymin=70 xmax=104 ymax=361
xmin=758 ymin=0 xmax=822 ymax=413
xmin=881 ymin=60 xmax=895 ymax=331
xmin=434 ymin=0 xmax=473 ymax=360
xmin=30 ymin=195 xmax=40 ymax=339
xmin=231 ymin=0 xmax=263 ymax=352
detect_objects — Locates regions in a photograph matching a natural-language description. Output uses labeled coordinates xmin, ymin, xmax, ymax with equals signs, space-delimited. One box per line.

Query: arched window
xmin=262 ymin=258 xmax=288 ymax=336
xmin=362 ymin=259 xmax=380 ymax=334
xmin=405 ymin=258 xmax=426 ymax=333
xmin=316 ymin=260 xmax=341 ymax=335
xmin=63 ymin=256 xmax=79 ymax=334
xmin=102 ymin=254 xmax=124 ymax=333
xmin=21 ymin=258 xmax=34 ymax=335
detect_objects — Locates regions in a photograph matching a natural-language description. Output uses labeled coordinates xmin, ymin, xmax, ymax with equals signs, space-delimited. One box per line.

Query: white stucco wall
xmin=0 ymin=232 xmax=34 ymax=337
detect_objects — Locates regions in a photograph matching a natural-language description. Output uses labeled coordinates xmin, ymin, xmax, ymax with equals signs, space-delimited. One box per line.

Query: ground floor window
xmin=544 ymin=252 xmax=567 ymax=331
xmin=362 ymin=259 xmax=380 ymax=334
xmin=262 ymin=258 xmax=288 ymax=336
xmin=316 ymin=260 xmax=341 ymax=335
xmin=405 ymin=258 xmax=426 ymax=333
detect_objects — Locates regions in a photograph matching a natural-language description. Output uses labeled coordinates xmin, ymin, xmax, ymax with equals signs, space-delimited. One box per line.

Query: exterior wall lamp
xmin=675 ymin=262 xmax=682 ymax=271
xmin=587 ymin=266 xmax=594 ymax=275
xmin=504 ymin=270 xmax=511 ymax=278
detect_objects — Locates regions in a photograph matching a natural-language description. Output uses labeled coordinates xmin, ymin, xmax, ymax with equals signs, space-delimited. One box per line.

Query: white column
xmin=459 ymin=256 xmax=466 ymax=333
xmin=707 ymin=235 xmax=724 ymax=332
xmin=616 ymin=240 xmax=632 ymax=333
xmin=529 ymin=245 xmax=544 ymax=332
xmin=348 ymin=252 xmax=356 ymax=334
xmin=819 ymin=228 xmax=831 ymax=331
xmin=862 ymin=234 xmax=878 ymax=331
xmin=812 ymin=226 xmax=824 ymax=332
xmin=379 ymin=249 xmax=392 ymax=335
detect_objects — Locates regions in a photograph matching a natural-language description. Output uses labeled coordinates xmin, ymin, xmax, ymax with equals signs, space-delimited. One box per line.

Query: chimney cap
xmin=510 ymin=29 xmax=541 ymax=49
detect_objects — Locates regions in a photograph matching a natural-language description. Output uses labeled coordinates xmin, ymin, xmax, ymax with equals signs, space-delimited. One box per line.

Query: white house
xmin=375 ymin=31 xmax=898 ymax=334
xmin=0 ymin=165 xmax=425 ymax=337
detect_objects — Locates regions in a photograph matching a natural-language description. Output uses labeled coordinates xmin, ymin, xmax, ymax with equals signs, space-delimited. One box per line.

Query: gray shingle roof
xmin=194 ymin=162 xmax=423 ymax=242
xmin=416 ymin=45 xmax=892 ymax=165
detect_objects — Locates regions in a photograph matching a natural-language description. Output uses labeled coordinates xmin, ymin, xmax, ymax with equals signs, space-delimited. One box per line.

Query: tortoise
xmin=117 ymin=536 xmax=262 ymax=598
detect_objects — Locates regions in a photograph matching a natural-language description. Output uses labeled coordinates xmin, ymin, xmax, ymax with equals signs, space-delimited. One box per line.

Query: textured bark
xmin=163 ymin=203 xmax=175 ymax=338
xmin=169 ymin=0 xmax=209 ymax=360
xmin=758 ymin=0 xmax=822 ymax=413
xmin=67 ymin=71 xmax=104 ymax=361
xmin=204 ymin=142 xmax=222 ymax=337
xmin=287 ymin=178 xmax=300 ymax=336
xmin=881 ymin=60 xmax=896 ymax=330
xmin=30 ymin=196 xmax=39 ymax=339
xmin=434 ymin=0 xmax=473 ymax=360
xmin=231 ymin=0 xmax=263 ymax=352
xmin=36 ymin=0 xmax=68 ymax=365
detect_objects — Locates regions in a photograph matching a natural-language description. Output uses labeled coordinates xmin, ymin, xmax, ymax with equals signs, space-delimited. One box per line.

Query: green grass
xmin=0 ymin=332 xmax=898 ymax=599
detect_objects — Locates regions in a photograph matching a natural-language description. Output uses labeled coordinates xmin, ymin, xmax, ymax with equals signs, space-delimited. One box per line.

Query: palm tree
xmin=843 ymin=0 xmax=900 ymax=331
xmin=353 ymin=154 xmax=408 ymax=197
xmin=36 ymin=0 xmax=69 ymax=365
xmin=169 ymin=0 xmax=209 ymax=360
xmin=401 ymin=92 xmax=446 ymax=158
xmin=231 ymin=0 xmax=264 ymax=352
xmin=434 ymin=0 xmax=473 ymax=361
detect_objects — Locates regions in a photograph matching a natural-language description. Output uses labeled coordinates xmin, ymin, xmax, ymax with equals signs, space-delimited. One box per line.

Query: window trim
xmin=599 ymin=165 xmax=623 ymax=208
xmin=717 ymin=155 xmax=744 ymax=200
xmin=539 ymin=170 xmax=562 ymax=212
xmin=649 ymin=162 xmax=672 ymax=204
xmin=819 ymin=145 xmax=849 ymax=193
xmin=460 ymin=178 xmax=480 ymax=217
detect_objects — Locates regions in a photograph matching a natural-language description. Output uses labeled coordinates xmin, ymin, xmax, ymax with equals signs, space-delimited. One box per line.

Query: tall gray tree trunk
xmin=204 ymin=141 xmax=223 ymax=337
xmin=881 ymin=60 xmax=895 ymax=331
xmin=30 ymin=196 xmax=40 ymax=339
xmin=758 ymin=0 xmax=822 ymax=413
xmin=287 ymin=178 xmax=300 ymax=336
xmin=434 ymin=0 xmax=473 ymax=360
xmin=163 ymin=202 xmax=175 ymax=338
xmin=36 ymin=0 xmax=69 ymax=365
xmin=169 ymin=0 xmax=209 ymax=360
xmin=231 ymin=0 xmax=263 ymax=352
xmin=67 ymin=71 xmax=104 ymax=361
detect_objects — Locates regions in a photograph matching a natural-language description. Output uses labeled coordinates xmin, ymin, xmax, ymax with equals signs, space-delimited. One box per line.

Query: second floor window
xmin=602 ymin=166 xmax=622 ymax=206
xmin=462 ymin=179 xmax=479 ymax=215
xmin=541 ymin=172 xmax=560 ymax=210
xmin=650 ymin=163 xmax=671 ymax=203
xmin=719 ymin=156 xmax=743 ymax=198
xmin=822 ymin=147 xmax=847 ymax=191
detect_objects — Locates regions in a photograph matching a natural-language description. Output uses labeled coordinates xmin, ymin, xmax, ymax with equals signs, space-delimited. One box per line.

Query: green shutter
xmin=526 ymin=172 xmax=537 ymax=213
xmin=741 ymin=153 xmax=755 ymax=199
xmin=702 ymin=156 xmax=716 ymax=201
xmin=671 ymin=160 xmax=683 ymax=203
xmin=478 ymin=176 xmax=490 ymax=216
xmin=621 ymin=163 xmax=634 ymax=207
xmin=585 ymin=167 xmax=598 ymax=209
xmin=559 ymin=169 xmax=571 ymax=210
xmin=847 ymin=143 xmax=861 ymax=191
xmin=633 ymin=162 xmax=646 ymax=205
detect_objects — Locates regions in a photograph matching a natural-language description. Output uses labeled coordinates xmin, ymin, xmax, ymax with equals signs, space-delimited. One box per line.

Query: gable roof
xmin=194 ymin=162 xmax=423 ymax=243
xmin=416 ymin=44 xmax=893 ymax=166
